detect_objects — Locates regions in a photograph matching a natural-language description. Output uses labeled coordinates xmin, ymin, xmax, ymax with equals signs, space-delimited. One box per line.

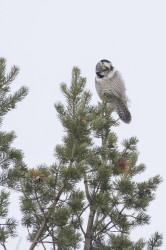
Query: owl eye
xmin=103 ymin=66 xmax=109 ymax=71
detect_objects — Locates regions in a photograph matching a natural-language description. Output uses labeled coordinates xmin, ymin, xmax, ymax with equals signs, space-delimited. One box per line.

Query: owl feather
xmin=95 ymin=59 xmax=131 ymax=124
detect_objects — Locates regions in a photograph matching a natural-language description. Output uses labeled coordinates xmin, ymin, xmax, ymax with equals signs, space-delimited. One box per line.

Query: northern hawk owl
xmin=95 ymin=59 xmax=131 ymax=123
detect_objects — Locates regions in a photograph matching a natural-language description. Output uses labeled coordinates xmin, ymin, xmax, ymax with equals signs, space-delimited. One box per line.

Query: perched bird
xmin=95 ymin=59 xmax=131 ymax=123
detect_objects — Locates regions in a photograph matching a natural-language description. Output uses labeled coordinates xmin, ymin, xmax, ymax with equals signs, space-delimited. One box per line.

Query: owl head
xmin=96 ymin=59 xmax=113 ymax=78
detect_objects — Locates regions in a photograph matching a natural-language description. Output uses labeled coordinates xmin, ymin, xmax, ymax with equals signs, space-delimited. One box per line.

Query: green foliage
xmin=0 ymin=58 xmax=28 ymax=124
xmin=18 ymin=67 xmax=93 ymax=249
xmin=55 ymin=70 xmax=92 ymax=165
xmin=51 ymin=67 xmax=163 ymax=249
xmin=56 ymin=225 xmax=81 ymax=250
xmin=0 ymin=58 xmax=28 ymax=246
xmin=0 ymin=190 xmax=18 ymax=244
xmin=3 ymin=65 xmax=161 ymax=250
xmin=107 ymin=234 xmax=146 ymax=250
xmin=0 ymin=190 xmax=10 ymax=217
xmin=147 ymin=232 xmax=163 ymax=250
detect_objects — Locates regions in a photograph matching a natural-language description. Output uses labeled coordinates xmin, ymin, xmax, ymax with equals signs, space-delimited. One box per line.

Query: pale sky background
xmin=1 ymin=0 xmax=166 ymax=249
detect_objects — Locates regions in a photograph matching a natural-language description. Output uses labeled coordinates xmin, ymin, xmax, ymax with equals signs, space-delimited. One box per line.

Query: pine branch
xmin=147 ymin=232 xmax=163 ymax=249
xmin=96 ymin=218 xmax=113 ymax=237
xmin=29 ymin=183 xmax=65 ymax=250
xmin=2 ymin=65 xmax=20 ymax=86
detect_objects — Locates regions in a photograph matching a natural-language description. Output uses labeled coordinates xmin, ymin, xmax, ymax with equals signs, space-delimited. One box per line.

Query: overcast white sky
xmin=1 ymin=0 xmax=166 ymax=249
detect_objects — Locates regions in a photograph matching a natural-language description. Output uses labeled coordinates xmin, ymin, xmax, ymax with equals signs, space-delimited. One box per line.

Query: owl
xmin=95 ymin=59 xmax=131 ymax=123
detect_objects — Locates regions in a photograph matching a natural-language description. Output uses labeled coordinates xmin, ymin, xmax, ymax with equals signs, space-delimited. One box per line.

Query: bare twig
xmin=1 ymin=242 xmax=7 ymax=250
xmin=41 ymin=241 xmax=47 ymax=250
xmin=76 ymin=212 xmax=85 ymax=236
xmin=78 ymin=204 xmax=90 ymax=218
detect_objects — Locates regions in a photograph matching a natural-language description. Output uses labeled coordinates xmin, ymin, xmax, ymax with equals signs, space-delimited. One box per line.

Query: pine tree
xmin=20 ymin=67 xmax=92 ymax=250
xmin=19 ymin=67 xmax=162 ymax=250
xmin=0 ymin=58 xmax=28 ymax=249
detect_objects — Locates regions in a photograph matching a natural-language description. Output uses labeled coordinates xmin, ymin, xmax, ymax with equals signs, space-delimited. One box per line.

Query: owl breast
xmin=95 ymin=70 xmax=128 ymax=104
xmin=95 ymin=78 xmax=104 ymax=99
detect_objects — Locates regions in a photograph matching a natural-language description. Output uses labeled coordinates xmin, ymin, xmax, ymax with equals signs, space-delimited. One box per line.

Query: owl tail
xmin=116 ymin=100 xmax=131 ymax=124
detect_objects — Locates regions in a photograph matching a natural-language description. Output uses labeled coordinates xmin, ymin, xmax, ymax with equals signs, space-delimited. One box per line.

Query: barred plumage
xmin=95 ymin=59 xmax=131 ymax=123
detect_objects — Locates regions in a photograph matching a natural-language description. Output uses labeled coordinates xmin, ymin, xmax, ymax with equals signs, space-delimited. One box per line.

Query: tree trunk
xmin=84 ymin=206 xmax=96 ymax=250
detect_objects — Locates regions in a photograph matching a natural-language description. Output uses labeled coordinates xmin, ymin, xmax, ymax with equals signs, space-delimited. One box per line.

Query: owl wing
xmin=104 ymin=70 xmax=128 ymax=104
